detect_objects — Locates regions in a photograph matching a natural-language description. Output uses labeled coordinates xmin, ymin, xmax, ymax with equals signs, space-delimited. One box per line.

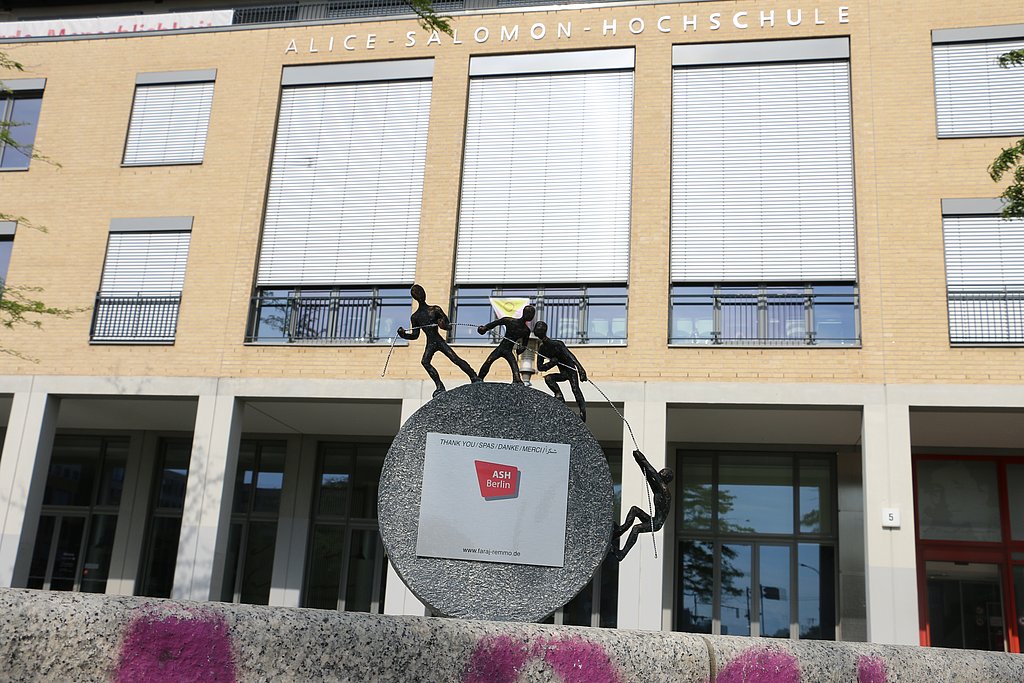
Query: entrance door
xmin=926 ymin=561 xmax=1006 ymax=651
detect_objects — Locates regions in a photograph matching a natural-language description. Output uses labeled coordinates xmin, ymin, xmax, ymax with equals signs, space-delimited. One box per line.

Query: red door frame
xmin=913 ymin=454 xmax=1023 ymax=653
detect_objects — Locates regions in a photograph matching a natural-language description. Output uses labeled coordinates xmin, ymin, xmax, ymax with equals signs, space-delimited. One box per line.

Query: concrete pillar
xmin=384 ymin=397 xmax=428 ymax=617
xmin=105 ymin=431 xmax=150 ymax=596
xmin=172 ymin=393 xmax=242 ymax=601
xmin=0 ymin=390 xmax=59 ymax=587
xmin=269 ymin=435 xmax=307 ymax=608
xmin=861 ymin=400 xmax=919 ymax=645
xmin=616 ymin=397 xmax=668 ymax=630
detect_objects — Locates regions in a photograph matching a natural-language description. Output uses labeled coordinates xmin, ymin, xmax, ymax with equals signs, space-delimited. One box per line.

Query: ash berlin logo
xmin=475 ymin=460 xmax=521 ymax=500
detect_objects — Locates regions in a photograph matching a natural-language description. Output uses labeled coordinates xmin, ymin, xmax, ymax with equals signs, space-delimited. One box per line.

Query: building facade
xmin=1 ymin=0 xmax=1023 ymax=651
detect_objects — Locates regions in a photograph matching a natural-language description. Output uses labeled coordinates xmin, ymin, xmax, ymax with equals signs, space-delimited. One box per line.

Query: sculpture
xmin=533 ymin=320 xmax=588 ymax=422
xmin=476 ymin=304 xmax=536 ymax=384
xmin=611 ymin=449 xmax=674 ymax=561
xmin=398 ymin=284 xmax=480 ymax=397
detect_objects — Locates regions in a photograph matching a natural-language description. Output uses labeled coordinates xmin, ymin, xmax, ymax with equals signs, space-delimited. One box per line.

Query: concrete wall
xmin=1 ymin=588 xmax=1022 ymax=682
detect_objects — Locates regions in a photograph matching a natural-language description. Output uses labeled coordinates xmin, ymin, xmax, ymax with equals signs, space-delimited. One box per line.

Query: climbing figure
xmin=533 ymin=320 xmax=588 ymax=422
xmin=476 ymin=304 xmax=536 ymax=384
xmin=398 ymin=284 xmax=480 ymax=397
xmin=612 ymin=449 xmax=674 ymax=561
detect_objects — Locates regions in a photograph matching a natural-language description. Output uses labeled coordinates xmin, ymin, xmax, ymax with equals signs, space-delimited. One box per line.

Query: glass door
xmin=926 ymin=561 xmax=1006 ymax=651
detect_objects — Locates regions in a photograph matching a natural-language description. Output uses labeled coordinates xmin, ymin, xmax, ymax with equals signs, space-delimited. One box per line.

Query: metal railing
xmin=90 ymin=294 xmax=181 ymax=342
xmin=948 ymin=289 xmax=1024 ymax=344
xmin=232 ymin=0 xmax=610 ymax=25
xmin=450 ymin=289 xmax=628 ymax=344
xmin=670 ymin=286 xmax=860 ymax=346
xmin=247 ymin=290 xmax=405 ymax=343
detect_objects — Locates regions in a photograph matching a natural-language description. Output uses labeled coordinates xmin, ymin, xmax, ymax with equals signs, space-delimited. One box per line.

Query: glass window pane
xmin=671 ymin=286 xmax=714 ymax=344
xmin=676 ymin=540 xmax=714 ymax=633
xmin=233 ymin=444 xmax=257 ymax=514
xmin=351 ymin=448 xmax=384 ymax=520
xmin=98 ymin=441 xmax=127 ymax=507
xmin=719 ymin=455 xmax=793 ymax=534
xmin=679 ymin=455 xmax=713 ymax=531
xmin=240 ymin=521 xmax=277 ymax=605
xmin=49 ymin=516 xmax=85 ymax=591
xmin=813 ymin=285 xmax=857 ymax=344
xmin=318 ymin=450 xmax=351 ymax=517
xmin=0 ymin=238 xmax=12 ymax=286
xmin=221 ymin=523 xmax=243 ymax=602
xmin=599 ymin=554 xmax=618 ymax=628
xmin=1014 ymin=566 xmax=1024 ymax=648
xmin=253 ymin=445 xmax=286 ymax=514
xmin=759 ymin=545 xmax=791 ymax=638
xmin=140 ymin=517 xmax=181 ymax=598
xmin=798 ymin=543 xmax=835 ymax=640
xmin=27 ymin=515 xmax=56 ymax=590
xmin=1008 ymin=465 xmax=1024 ymax=541
xmin=562 ymin=578 xmax=594 ymax=626
xmin=799 ymin=459 xmax=832 ymax=535
xmin=44 ymin=440 xmax=99 ymax=507
xmin=157 ymin=442 xmax=191 ymax=510
xmin=304 ymin=525 xmax=344 ymax=610
xmin=254 ymin=290 xmax=290 ymax=341
xmin=79 ymin=514 xmax=118 ymax=594
xmin=720 ymin=543 xmax=752 ymax=636
xmin=344 ymin=529 xmax=383 ymax=613
xmin=1 ymin=96 xmax=42 ymax=168
xmin=917 ymin=460 xmax=1001 ymax=542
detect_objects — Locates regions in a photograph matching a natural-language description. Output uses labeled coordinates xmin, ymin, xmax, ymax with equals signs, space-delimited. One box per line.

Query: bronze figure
xmin=612 ymin=449 xmax=674 ymax=561
xmin=398 ymin=284 xmax=480 ymax=397
xmin=476 ymin=304 xmax=536 ymax=384
xmin=533 ymin=320 xmax=588 ymax=422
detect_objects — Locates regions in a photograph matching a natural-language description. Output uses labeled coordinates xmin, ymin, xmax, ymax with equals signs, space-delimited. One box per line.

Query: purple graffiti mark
xmin=116 ymin=609 xmax=236 ymax=683
xmin=463 ymin=635 xmax=621 ymax=683
xmin=716 ymin=648 xmax=800 ymax=683
xmin=463 ymin=635 xmax=531 ymax=683
xmin=541 ymin=636 xmax=620 ymax=683
xmin=857 ymin=655 xmax=888 ymax=683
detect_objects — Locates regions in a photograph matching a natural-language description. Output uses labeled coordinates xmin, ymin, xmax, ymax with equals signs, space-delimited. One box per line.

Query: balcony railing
xmin=449 ymin=286 xmax=627 ymax=344
xmin=670 ymin=284 xmax=859 ymax=347
xmin=90 ymin=294 xmax=182 ymax=343
xmin=232 ymin=0 xmax=600 ymax=25
xmin=948 ymin=289 xmax=1024 ymax=344
xmin=246 ymin=288 xmax=408 ymax=343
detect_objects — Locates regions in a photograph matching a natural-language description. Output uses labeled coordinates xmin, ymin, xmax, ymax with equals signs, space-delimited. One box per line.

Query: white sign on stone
xmin=416 ymin=432 xmax=570 ymax=567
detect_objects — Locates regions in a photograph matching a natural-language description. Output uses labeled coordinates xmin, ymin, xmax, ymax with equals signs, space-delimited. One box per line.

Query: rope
xmin=380 ymin=323 xmax=437 ymax=377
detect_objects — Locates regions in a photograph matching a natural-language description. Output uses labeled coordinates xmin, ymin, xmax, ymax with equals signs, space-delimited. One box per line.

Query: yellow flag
xmin=489 ymin=297 xmax=531 ymax=319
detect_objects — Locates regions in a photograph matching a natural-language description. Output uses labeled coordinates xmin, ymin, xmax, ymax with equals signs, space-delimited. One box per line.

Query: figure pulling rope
xmin=476 ymin=304 xmax=535 ymax=384
xmin=397 ymin=284 xmax=480 ymax=397
xmin=533 ymin=321 xmax=588 ymax=422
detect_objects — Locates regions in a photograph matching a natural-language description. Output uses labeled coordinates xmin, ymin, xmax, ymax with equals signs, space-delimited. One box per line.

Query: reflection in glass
xmin=345 ymin=529 xmax=385 ymax=612
xmin=1008 ymin=465 xmax=1024 ymax=541
xmin=679 ymin=455 xmax=712 ymax=531
xmin=719 ymin=455 xmax=793 ymax=534
xmin=1014 ymin=566 xmax=1024 ymax=647
xmin=305 ymin=525 xmax=345 ymax=610
xmin=27 ymin=516 xmax=56 ymax=590
xmin=0 ymin=237 xmax=12 ymax=286
xmin=319 ymin=450 xmax=352 ymax=516
xmin=917 ymin=460 xmax=1001 ymax=542
xmin=49 ymin=516 xmax=85 ymax=591
xmin=240 ymin=521 xmax=277 ymax=605
xmin=1 ymin=96 xmax=42 ymax=168
xmin=80 ymin=514 xmax=117 ymax=594
xmin=140 ymin=517 xmax=182 ymax=598
xmin=798 ymin=543 xmax=835 ymax=639
xmin=799 ymin=459 xmax=832 ymax=534
xmin=676 ymin=540 xmax=713 ymax=633
xmin=352 ymin=449 xmax=384 ymax=519
xmin=926 ymin=561 xmax=1004 ymax=651
xmin=759 ymin=545 xmax=790 ymax=637
xmin=720 ymin=543 xmax=752 ymax=636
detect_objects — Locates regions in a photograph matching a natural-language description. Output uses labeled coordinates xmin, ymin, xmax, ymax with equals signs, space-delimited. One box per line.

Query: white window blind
xmin=100 ymin=231 xmax=192 ymax=295
xmin=123 ymin=81 xmax=215 ymax=165
xmin=671 ymin=60 xmax=856 ymax=282
xmin=933 ymin=39 xmax=1024 ymax=138
xmin=943 ymin=215 xmax=1024 ymax=290
xmin=256 ymin=79 xmax=431 ymax=287
xmin=455 ymin=69 xmax=634 ymax=284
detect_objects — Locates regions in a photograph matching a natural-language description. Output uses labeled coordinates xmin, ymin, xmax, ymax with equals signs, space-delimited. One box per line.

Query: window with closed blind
xmin=451 ymin=49 xmax=634 ymax=344
xmin=123 ymin=69 xmax=216 ymax=166
xmin=90 ymin=217 xmax=192 ymax=343
xmin=670 ymin=38 xmax=859 ymax=347
xmin=942 ymin=198 xmax=1024 ymax=344
xmin=932 ymin=25 xmax=1024 ymax=138
xmin=247 ymin=59 xmax=432 ymax=345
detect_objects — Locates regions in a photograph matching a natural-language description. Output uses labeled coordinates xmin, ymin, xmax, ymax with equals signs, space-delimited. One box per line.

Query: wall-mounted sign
xmin=0 ymin=10 xmax=233 ymax=39
xmin=416 ymin=432 xmax=570 ymax=567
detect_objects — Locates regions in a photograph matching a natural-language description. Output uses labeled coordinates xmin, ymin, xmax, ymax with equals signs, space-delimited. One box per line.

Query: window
xmin=27 ymin=436 xmax=126 ymax=593
xmin=91 ymin=217 xmax=192 ymax=343
xmin=249 ymin=60 xmax=433 ymax=343
xmin=454 ymin=49 xmax=634 ymax=342
xmin=123 ymin=69 xmax=216 ymax=166
xmin=138 ymin=438 xmax=191 ymax=598
xmin=247 ymin=286 xmax=408 ymax=344
xmin=932 ymin=26 xmax=1024 ymax=138
xmin=670 ymin=38 xmax=857 ymax=347
xmin=942 ymin=199 xmax=1024 ymax=344
xmin=221 ymin=440 xmax=285 ymax=605
xmin=450 ymin=285 xmax=627 ymax=345
xmin=0 ymin=221 xmax=14 ymax=287
xmin=303 ymin=442 xmax=387 ymax=612
xmin=675 ymin=452 xmax=837 ymax=639
xmin=1 ymin=78 xmax=44 ymax=170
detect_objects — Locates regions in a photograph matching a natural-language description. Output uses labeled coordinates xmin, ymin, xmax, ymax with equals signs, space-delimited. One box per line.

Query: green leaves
xmin=990 ymin=49 xmax=1024 ymax=219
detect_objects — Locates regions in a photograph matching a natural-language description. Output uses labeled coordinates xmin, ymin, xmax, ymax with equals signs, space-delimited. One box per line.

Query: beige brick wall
xmin=1 ymin=0 xmax=1022 ymax=385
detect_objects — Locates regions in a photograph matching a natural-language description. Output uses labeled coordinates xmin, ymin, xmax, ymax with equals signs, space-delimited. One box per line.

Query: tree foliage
xmin=408 ymin=0 xmax=452 ymax=35
xmin=989 ymin=48 xmax=1024 ymax=219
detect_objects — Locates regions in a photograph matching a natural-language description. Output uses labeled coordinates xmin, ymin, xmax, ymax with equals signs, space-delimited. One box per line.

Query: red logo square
xmin=475 ymin=460 xmax=520 ymax=500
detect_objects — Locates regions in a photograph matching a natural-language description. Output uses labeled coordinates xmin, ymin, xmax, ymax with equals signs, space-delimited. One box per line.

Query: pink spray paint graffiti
xmin=115 ymin=609 xmax=237 ymax=683
xmin=715 ymin=648 xmax=801 ymax=683
xmin=856 ymin=655 xmax=889 ymax=683
xmin=463 ymin=634 xmax=621 ymax=683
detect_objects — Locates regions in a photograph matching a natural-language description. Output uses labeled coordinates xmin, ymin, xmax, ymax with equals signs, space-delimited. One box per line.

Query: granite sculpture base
xmin=378 ymin=381 xmax=613 ymax=622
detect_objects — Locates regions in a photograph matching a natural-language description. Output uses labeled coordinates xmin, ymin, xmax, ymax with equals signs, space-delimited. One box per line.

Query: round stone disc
xmin=378 ymin=381 xmax=614 ymax=622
